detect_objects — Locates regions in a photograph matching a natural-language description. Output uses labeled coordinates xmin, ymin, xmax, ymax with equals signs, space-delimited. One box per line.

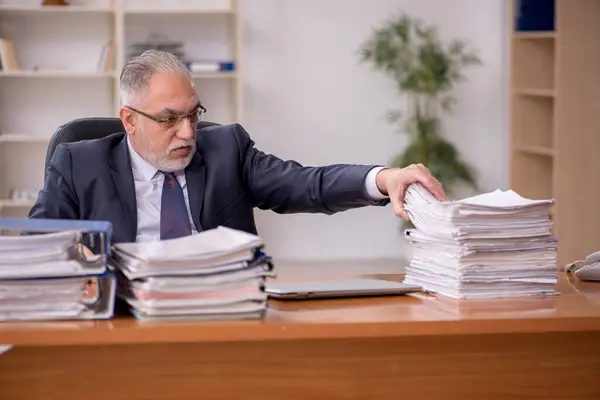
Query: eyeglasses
xmin=125 ymin=104 xmax=207 ymax=130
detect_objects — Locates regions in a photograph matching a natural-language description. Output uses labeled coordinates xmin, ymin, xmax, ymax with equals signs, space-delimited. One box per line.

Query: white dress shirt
xmin=127 ymin=137 xmax=198 ymax=242
xmin=127 ymin=137 xmax=388 ymax=242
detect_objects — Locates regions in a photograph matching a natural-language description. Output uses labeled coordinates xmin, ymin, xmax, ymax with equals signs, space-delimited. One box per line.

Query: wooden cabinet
xmin=509 ymin=0 xmax=600 ymax=267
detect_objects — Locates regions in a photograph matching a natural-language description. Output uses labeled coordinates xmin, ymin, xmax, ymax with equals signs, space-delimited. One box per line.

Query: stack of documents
xmin=0 ymin=218 xmax=116 ymax=321
xmin=402 ymin=184 xmax=558 ymax=299
xmin=110 ymin=226 xmax=274 ymax=321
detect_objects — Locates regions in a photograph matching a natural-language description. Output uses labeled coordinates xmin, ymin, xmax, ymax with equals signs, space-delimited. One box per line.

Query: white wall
xmin=242 ymin=0 xmax=509 ymax=262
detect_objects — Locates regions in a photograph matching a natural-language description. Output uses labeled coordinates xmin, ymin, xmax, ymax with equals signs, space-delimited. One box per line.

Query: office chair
xmin=44 ymin=117 xmax=220 ymax=178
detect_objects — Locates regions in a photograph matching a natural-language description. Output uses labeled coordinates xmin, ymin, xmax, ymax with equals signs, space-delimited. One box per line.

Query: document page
xmin=111 ymin=226 xmax=273 ymax=321
xmin=403 ymin=184 xmax=558 ymax=299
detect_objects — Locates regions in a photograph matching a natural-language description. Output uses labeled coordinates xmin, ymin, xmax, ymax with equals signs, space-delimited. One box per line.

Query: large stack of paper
xmin=110 ymin=226 xmax=274 ymax=322
xmin=402 ymin=183 xmax=558 ymax=299
xmin=0 ymin=218 xmax=116 ymax=321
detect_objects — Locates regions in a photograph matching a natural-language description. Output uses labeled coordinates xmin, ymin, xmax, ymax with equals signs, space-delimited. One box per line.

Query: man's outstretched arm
xmin=234 ymin=124 xmax=446 ymax=216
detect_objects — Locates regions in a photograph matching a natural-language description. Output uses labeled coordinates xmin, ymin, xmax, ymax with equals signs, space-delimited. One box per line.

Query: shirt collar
xmin=127 ymin=135 xmax=159 ymax=181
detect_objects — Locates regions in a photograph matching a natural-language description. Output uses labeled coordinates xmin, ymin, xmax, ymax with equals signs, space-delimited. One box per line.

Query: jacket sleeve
xmin=28 ymin=144 xmax=80 ymax=221
xmin=233 ymin=124 xmax=390 ymax=214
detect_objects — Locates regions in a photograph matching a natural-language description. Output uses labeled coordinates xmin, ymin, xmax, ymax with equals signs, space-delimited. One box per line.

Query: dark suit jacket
xmin=28 ymin=123 xmax=390 ymax=244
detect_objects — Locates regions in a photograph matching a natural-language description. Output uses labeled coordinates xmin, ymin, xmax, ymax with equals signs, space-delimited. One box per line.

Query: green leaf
xmin=440 ymin=95 xmax=456 ymax=112
xmin=386 ymin=109 xmax=404 ymax=124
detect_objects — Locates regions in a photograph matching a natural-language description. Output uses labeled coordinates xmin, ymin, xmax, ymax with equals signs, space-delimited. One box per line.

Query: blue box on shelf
xmin=516 ymin=0 xmax=555 ymax=32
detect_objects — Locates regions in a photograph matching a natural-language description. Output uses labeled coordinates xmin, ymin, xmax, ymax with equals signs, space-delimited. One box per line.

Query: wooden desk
xmin=1 ymin=273 xmax=600 ymax=399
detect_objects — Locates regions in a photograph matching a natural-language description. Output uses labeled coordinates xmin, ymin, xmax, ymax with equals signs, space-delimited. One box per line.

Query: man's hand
xmin=375 ymin=164 xmax=448 ymax=220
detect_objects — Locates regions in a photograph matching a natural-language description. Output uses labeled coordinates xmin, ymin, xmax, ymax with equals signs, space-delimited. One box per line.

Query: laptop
xmin=264 ymin=278 xmax=422 ymax=300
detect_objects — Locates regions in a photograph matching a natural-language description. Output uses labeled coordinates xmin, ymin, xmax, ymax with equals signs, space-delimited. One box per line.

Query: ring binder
xmin=2 ymin=217 xmax=112 ymax=260
xmin=0 ymin=217 xmax=116 ymax=321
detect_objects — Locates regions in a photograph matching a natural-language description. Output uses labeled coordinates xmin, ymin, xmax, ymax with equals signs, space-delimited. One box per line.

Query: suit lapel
xmin=109 ymin=135 xmax=138 ymax=242
xmin=185 ymin=150 xmax=205 ymax=232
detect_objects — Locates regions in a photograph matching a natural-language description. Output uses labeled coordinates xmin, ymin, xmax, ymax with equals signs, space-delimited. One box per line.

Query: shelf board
xmin=512 ymin=88 xmax=555 ymax=98
xmin=515 ymin=145 xmax=555 ymax=157
xmin=122 ymin=8 xmax=235 ymax=16
xmin=513 ymin=31 xmax=556 ymax=39
xmin=0 ymin=5 xmax=113 ymax=14
xmin=191 ymin=72 xmax=237 ymax=79
xmin=0 ymin=199 xmax=34 ymax=209
xmin=0 ymin=70 xmax=224 ymax=79
xmin=0 ymin=70 xmax=116 ymax=78
xmin=0 ymin=134 xmax=50 ymax=143
xmin=0 ymin=5 xmax=235 ymax=15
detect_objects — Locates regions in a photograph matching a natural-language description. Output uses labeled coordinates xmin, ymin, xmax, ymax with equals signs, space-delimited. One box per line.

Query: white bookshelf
xmin=0 ymin=0 xmax=244 ymax=218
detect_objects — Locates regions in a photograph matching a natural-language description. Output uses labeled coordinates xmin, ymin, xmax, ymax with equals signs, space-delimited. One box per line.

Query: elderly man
xmin=28 ymin=50 xmax=447 ymax=244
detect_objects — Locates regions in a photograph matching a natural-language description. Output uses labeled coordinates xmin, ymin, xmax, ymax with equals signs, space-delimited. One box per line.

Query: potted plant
xmin=359 ymin=12 xmax=481 ymax=204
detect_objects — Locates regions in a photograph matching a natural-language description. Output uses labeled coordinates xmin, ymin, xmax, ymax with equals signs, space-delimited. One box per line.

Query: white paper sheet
xmin=403 ymin=183 xmax=558 ymax=299
xmin=113 ymin=226 xmax=263 ymax=262
xmin=111 ymin=226 xmax=271 ymax=321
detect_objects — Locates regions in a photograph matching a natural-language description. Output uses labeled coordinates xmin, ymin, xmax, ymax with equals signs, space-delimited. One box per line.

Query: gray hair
xmin=119 ymin=49 xmax=195 ymax=106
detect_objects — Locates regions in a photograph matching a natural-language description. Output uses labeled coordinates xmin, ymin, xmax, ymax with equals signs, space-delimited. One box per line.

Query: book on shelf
xmin=97 ymin=40 xmax=116 ymax=73
xmin=0 ymin=38 xmax=20 ymax=72
xmin=186 ymin=60 xmax=235 ymax=74
xmin=515 ymin=0 xmax=555 ymax=32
